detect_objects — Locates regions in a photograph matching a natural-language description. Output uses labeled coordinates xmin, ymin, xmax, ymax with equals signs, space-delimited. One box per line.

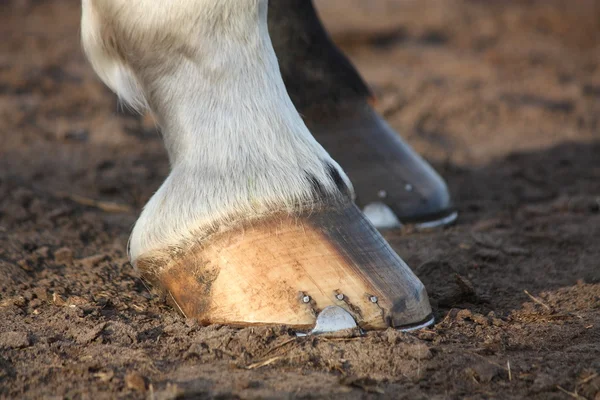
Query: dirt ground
xmin=1 ymin=0 xmax=600 ymax=398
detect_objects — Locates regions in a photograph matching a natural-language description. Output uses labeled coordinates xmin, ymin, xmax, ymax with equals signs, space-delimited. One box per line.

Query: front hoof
xmin=137 ymin=204 xmax=432 ymax=332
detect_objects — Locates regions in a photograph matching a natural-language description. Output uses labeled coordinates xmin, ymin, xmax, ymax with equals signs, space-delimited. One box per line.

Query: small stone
xmin=76 ymin=322 xmax=107 ymax=344
xmin=66 ymin=306 xmax=85 ymax=318
xmin=32 ymin=287 xmax=48 ymax=302
xmin=104 ymin=321 xmax=136 ymax=345
xmin=487 ymin=311 xmax=505 ymax=326
xmin=78 ymin=254 xmax=107 ymax=268
xmin=17 ymin=259 xmax=33 ymax=272
xmin=93 ymin=370 xmax=114 ymax=383
xmin=471 ymin=313 xmax=490 ymax=326
xmin=456 ymin=309 xmax=473 ymax=321
xmin=66 ymin=296 xmax=88 ymax=307
xmin=29 ymin=298 xmax=42 ymax=308
xmin=125 ymin=372 xmax=147 ymax=392
xmin=0 ymin=331 xmax=31 ymax=349
xmin=52 ymin=292 xmax=66 ymax=306
xmin=0 ymin=296 xmax=27 ymax=307
xmin=34 ymin=246 xmax=50 ymax=258
xmin=184 ymin=318 xmax=198 ymax=328
xmin=54 ymin=247 xmax=74 ymax=265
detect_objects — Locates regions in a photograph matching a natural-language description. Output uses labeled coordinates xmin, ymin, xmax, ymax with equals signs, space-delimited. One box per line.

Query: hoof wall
xmin=137 ymin=204 xmax=433 ymax=333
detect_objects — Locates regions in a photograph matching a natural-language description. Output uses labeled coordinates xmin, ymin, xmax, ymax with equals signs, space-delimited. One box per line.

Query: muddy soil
xmin=1 ymin=0 xmax=599 ymax=398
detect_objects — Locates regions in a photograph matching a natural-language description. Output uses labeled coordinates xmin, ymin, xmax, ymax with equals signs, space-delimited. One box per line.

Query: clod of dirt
xmin=416 ymin=262 xmax=482 ymax=308
xmin=396 ymin=340 xmax=432 ymax=360
xmin=465 ymin=361 xmax=504 ymax=383
xmin=66 ymin=296 xmax=89 ymax=307
xmin=77 ymin=254 xmax=107 ymax=268
xmin=51 ymin=292 xmax=66 ymax=306
xmin=17 ymin=259 xmax=33 ymax=272
xmin=75 ymin=322 xmax=107 ymax=345
xmin=0 ymin=296 xmax=26 ymax=308
xmin=125 ymin=371 xmax=147 ymax=393
xmin=104 ymin=321 xmax=137 ymax=345
xmin=53 ymin=247 xmax=74 ymax=265
xmin=0 ymin=331 xmax=31 ymax=349
xmin=34 ymin=246 xmax=50 ymax=259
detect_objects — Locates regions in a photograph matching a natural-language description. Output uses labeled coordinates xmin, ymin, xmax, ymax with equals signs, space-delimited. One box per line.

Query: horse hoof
xmin=136 ymin=204 xmax=433 ymax=332
xmin=306 ymin=106 xmax=457 ymax=229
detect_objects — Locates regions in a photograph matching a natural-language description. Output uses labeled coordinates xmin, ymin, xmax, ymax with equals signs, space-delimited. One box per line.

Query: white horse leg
xmin=81 ymin=0 xmax=432 ymax=331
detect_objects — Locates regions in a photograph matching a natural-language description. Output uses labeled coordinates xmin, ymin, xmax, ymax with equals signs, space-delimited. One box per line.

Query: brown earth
xmin=1 ymin=0 xmax=600 ymax=398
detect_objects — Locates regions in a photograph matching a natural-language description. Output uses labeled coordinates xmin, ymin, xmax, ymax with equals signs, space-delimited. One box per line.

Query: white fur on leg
xmin=80 ymin=0 xmax=148 ymax=112
xmin=81 ymin=0 xmax=353 ymax=266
